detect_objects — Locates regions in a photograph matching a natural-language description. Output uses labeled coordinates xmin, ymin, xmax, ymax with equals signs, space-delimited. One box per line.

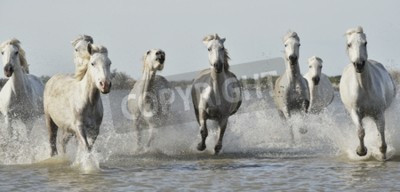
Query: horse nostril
xmin=100 ymin=81 xmax=104 ymax=87
xmin=312 ymin=77 xmax=320 ymax=85
xmin=289 ymin=55 xmax=297 ymax=61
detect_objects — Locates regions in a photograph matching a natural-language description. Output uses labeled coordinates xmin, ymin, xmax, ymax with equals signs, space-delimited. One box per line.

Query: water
xmin=1 ymin=89 xmax=400 ymax=191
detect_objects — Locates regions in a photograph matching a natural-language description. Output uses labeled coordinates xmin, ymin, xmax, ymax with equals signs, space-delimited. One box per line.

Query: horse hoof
xmin=356 ymin=146 xmax=368 ymax=156
xmin=214 ymin=145 xmax=222 ymax=155
xmin=197 ymin=143 xmax=206 ymax=151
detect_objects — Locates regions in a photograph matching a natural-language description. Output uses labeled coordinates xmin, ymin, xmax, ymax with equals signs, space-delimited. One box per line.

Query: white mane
xmin=308 ymin=56 xmax=323 ymax=64
xmin=75 ymin=45 xmax=108 ymax=80
xmin=0 ymin=38 xmax=29 ymax=74
xmin=71 ymin=35 xmax=93 ymax=48
xmin=283 ymin=31 xmax=300 ymax=43
xmin=345 ymin=26 xmax=364 ymax=36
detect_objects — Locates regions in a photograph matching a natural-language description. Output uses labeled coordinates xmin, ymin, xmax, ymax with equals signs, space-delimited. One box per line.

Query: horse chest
xmin=286 ymin=82 xmax=306 ymax=101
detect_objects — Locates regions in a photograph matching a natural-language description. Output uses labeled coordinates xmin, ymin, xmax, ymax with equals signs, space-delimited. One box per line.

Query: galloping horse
xmin=340 ymin=26 xmax=395 ymax=160
xmin=0 ymin=39 xmax=44 ymax=136
xmin=273 ymin=32 xmax=309 ymax=119
xmin=128 ymin=49 xmax=172 ymax=151
xmin=303 ymin=56 xmax=334 ymax=113
xmin=44 ymin=44 xmax=112 ymax=157
xmin=191 ymin=34 xmax=242 ymax=154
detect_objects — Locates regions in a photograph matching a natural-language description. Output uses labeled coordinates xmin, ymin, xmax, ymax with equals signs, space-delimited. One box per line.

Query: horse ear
xmin=202 ymin=38 xmax=209 ymax=46
xmin=221 ymin=38 xmax=226 ymax=44
xmin=146 ymin=50 xmax=151 ymax=55
xmin=88 ymin=43 xmax=93 ymax=55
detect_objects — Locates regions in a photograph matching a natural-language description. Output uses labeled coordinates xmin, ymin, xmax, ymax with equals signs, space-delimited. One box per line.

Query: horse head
xmin=143 ymin=49 xmax=166 ymax=73
xmin=71 ymin=35 xmax=93 ymax=68
xmin=283 ymin=31 xmax=301 ymax=66
xmin=0 ymin=38 xmax=29 ymax=77
xmin=88 ymin=45 xmax=112 ymax=94
xmin=346 ymin=26 xmax=368 ymax=73
xmin=203 ymin=34 xmax=229 ymax=73
xmin=307 ymin=56 xmax=323 ymax=85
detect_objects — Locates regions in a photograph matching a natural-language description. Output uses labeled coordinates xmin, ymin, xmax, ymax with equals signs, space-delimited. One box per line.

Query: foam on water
xmin=1 ymin=90 xmax=400 ymax=167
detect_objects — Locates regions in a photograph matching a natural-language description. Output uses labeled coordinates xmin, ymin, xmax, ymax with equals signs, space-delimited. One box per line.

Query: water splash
xmin=1 ymin=90 xmax=400 ymax=165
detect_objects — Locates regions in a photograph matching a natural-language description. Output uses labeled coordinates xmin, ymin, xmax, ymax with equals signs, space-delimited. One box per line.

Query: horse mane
xmin=202 ymin=34 xmax=230 ymax=71
xmin=308 ymin=56 xmax=323 ymax=64
xmin=346 ymin=26 xmax=364 ymax=36
xmin=142 ymin=51 xmax=152 ymax=73
xmin=71 ymin=35 xmax=93 ymax=47
xmin=75 ymin=44 xmax=108 ymax=80
xmin=0 ymin=38 xmax=29 ymax=74
xmin=283 ymin=31 xmax=300 ymax=43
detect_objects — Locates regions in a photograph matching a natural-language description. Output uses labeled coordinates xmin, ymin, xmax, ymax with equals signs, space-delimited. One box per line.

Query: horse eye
xmin=364 ymin=42 xmax=368 ymax=46
xmin=91 ymin=62 xmax=95 ymax=66
xmin=347 ymin=43 xmax=351 ymax=48
xmin=284 ymin=44 xmax=287 ymax=47
xmin=208 ymin=48 xmax=211 ymax=51
xmin=1 ymin=51 xmax=3 ymax=55
xmin=298 ymin=44 xmax=301 ymax=47
xmin=75 ymin=49 xmax=78 ymax=52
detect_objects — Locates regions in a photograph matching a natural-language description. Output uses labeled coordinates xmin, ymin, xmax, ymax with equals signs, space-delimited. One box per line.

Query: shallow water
xmin=1 ymin=89 xmax=400 ymax=191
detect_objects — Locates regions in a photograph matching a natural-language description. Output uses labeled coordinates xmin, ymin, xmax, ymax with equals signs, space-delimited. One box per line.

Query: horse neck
xmin=285 ymin=60 xmax=302 ymax=82
xmin=210 ymin=69 xmax=227 ymax=92
xmin=140 ymin=69 xmax=156 ymax=100
xmin=10 ymin=63 xmax=28 ymax=95
xmin=80 ymin=69 xmax=100 ymax=105
xmin=355 ymin=62 xmax=372 ymax=89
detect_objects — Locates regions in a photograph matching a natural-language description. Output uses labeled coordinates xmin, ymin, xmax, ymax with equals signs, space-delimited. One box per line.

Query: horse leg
xmin=197 ymin=111 xmax=208 ymax=151
xmin=214 ymin=118 xmax=228 ymax=155
xmin=350 ymin=110 xmax=367 ymax=156
xmin=45 ymin=115 xmax=58 ymax=157
xmin=75 ymin=123 xmax=91 ymax=153
xmin=303 ymin=99 xmax=310 ymax=113
xmin=146 ymin=121 xmax=155 ymax=149
xmin=5 ymin=115 xmax=12 ymax=137
xmin=133 ymin=116 xmax=143 ymax=152
xmin=23 ymin=118 xmax=34 ymax=138
xmin=375 ymin=114 xmax=387 ymax=160
xmin=61 ymin=131 xmax=73 ymax=154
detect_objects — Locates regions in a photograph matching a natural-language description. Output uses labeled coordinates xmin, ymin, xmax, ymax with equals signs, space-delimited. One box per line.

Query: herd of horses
xmin=0 ymin=26 xmax=396 ymax=161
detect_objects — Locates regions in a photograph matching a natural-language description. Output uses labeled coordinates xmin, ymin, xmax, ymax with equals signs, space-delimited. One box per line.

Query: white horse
xmin=340 ymin=26 xmax=396 ymax=160
xmin=44 ymin=44 xmax=112 ymax=157
xmin=273 ymin=32 xmax=309 ymax=119
xmin=127 ymin=49 xmax=172 ymax=151
xmin=303 ymin=56 xmax=334 ymax=113
xmin=0 ymin=38 xmax=44 ymax=136
xmin=71 ymin=35 xmax=93 ymax=77
xmin=191 ymin=34 xmax=242 ymax=154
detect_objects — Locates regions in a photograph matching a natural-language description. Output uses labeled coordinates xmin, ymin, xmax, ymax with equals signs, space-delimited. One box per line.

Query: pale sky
xmin=1 ymin=0 xmax=399 ymax=79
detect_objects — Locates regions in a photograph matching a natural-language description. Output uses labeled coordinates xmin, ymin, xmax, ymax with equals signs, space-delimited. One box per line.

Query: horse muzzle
xmin=100 ymin=81 xmax=112 ymax=94
xmin=156 ymin=51 xmax=166 ymax=64
xmin=3 ymin=64 xmax=14 ymax=77
xmin=312 ymin=76 xmax=320 ymax=85
xmin=213 ymin=63 xmax=223 ymax=73
xmin=354 ymin=61 xmax=365 ymax=73
xmin=288 ymin=55 xmax=298 ymax=65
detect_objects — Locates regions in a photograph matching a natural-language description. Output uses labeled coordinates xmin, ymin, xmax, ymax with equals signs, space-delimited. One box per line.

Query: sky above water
xmin=1 ymin=0 xmax=399 ymax=79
